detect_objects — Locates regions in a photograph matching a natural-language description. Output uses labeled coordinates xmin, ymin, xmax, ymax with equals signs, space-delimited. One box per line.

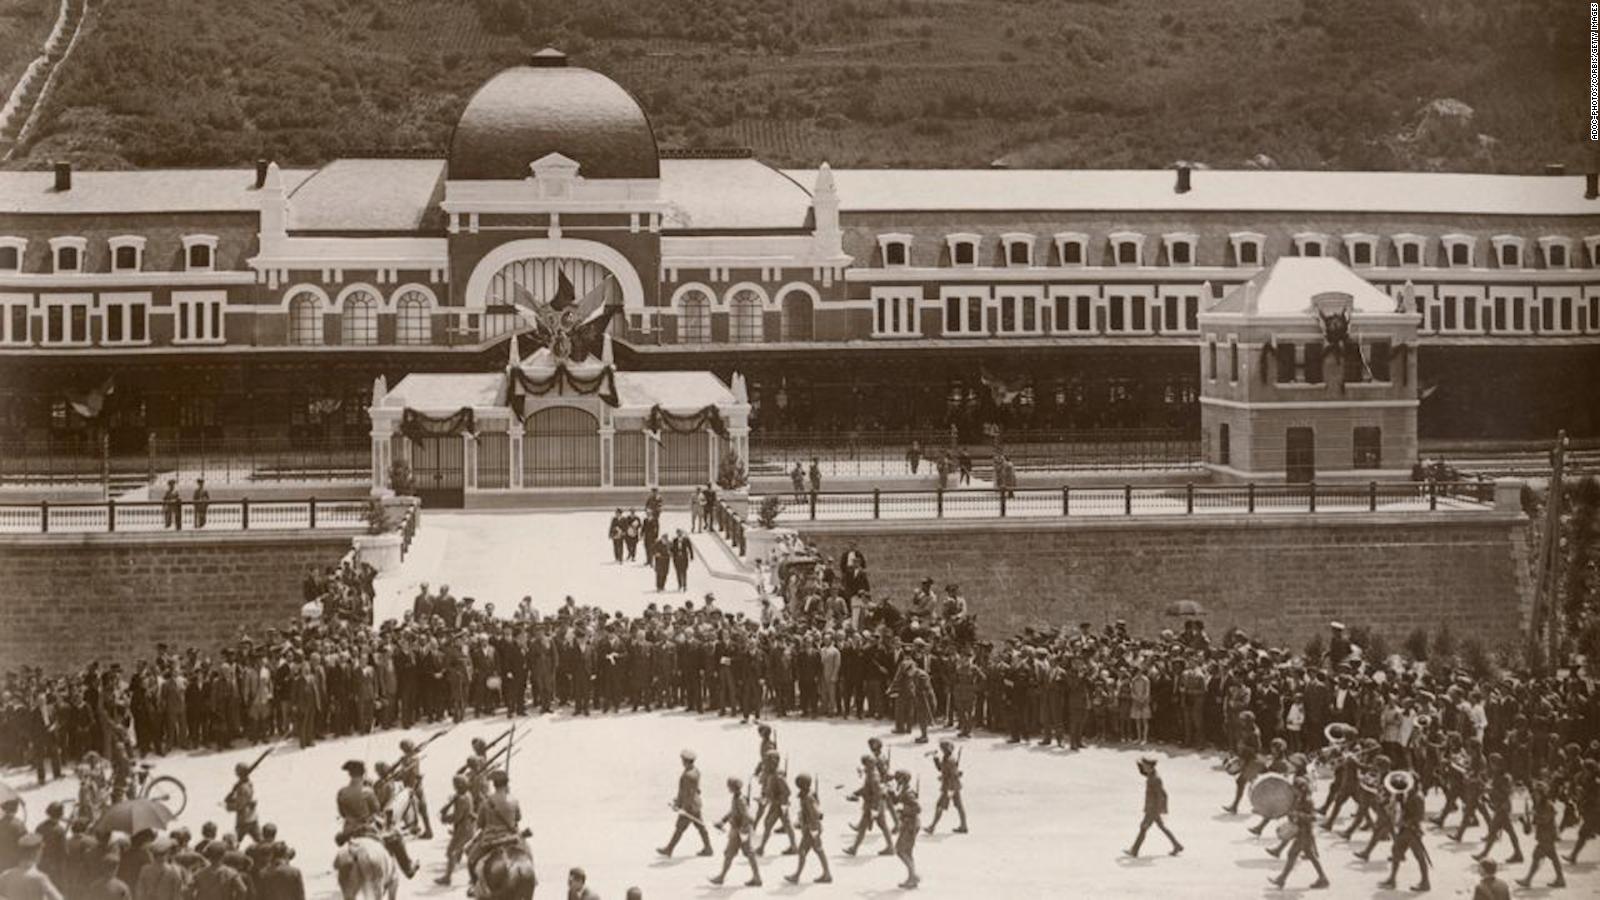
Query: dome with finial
xmin=448 ymin=49 xmax=660 ymax=181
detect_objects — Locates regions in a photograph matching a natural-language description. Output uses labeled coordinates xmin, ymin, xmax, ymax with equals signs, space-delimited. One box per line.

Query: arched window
xmin=395 ymin=291 xmax=432 ymax=345
xmin=678 ymin=289 xmax=711 ymax=343
xmin=730 ymin=289 xmax=764 ymax=344
xmin=340 ymin=290 xmax=378 ymax=346
xmin=288 ymin=292 xmax=324 ymax=345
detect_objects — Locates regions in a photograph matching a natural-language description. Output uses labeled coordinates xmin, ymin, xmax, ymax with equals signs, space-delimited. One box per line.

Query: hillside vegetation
xmin=4 ymin=0 xmax=1590 ymax=172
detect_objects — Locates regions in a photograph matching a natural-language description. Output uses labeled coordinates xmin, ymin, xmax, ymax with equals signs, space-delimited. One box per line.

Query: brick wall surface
xmin=800 ymin=513 xmax=1529 ymax=649
xmin=0 ymin=532 xmax=353 ymax=673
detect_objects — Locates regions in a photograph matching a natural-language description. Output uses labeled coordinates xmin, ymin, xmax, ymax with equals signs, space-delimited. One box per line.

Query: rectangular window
xmin=884 ymin=242 xmax=907 ymax=266
xmin=1021 ymin=296 xmax=1036 ymax=331
xmin=1228 ymin=339 xmax=1239 ymax=382
xmin=1462 ymin=296 xmax=1478 ymax=331
xmin=0 ymin=295 xmax=29 ymax=345
xmin=1559 ymin=296 xmax=1574 ymax=331
xmin=940 ymin=290 xmax=986 ymax=335
xmin=944 ymin=297 xmax=960 ymax=333
xmin=1108 ymin=299 xmax=1125 ymax=331
xmin=953 ymin=242 xmax=975 ymax=266
xmin=1450 ymin=243 xmax=1469 ymax=266
xmin=1116 ymin=241 xmax=1137 ymax=265
xmin=42 ymin=296 xmax=91 ymax=345
xmin=1303 ymin=242 xmax=1322 ymax=257
xmin=1401 ymin=243 xmax=1420 ymax=266
xmin=1183 ymin=295 xmax=1198 ymax=332
xmin=1218 ymin=423 xmax=1230 ymax=465
xmin=1305 ymin=340 xmax=1325 ymax=384
xmin=1540 ymin=296 xmax=1555 ymax=331
xmin=1492 ymin=296 xmax=1507 ymax=332
xmin=1369 ymin=340 xmax=1391 ymax=382
xmin=1500 ymin=244 xmax=1519 ymax=267
xmin=56 ymin=246 xmax=80 ymax=272
xmin=1352 ymin=242 xmax=1372 ymax=265
xmin=1275 ymin=342 xmax=1297 ymax=383
xmin=1548 ymin=244 xmax=1567 ymax=267
xmin=1061 ymin=241 xmax=1082 ymax=264
xmin=114 ymin=246 xmax=139 ymax=271
xmin=873 ymin=291 xmax=919 ymax=337
xmin=1171 ymin=241 xmax=1191 ymax=265
xmin=1238 ymin=241 xmax=1259 ymax=265
xmin=1344 ymin=341 xmax=1367 ymax=382
xmin=1130 ymin=296 xmax=1146 ymax=331
xmin=967 ymin=297 xmax=982 ymax=332
xmin=188 ymin=244 xmax=213 ymax=270
xmin=101 ymin=293 xmax=150 ymax=346
xmin=1353 ymin=427 xmax=1382 ymax=469
xmin=1443 ymin=296 xmax=1458 ymax=330
xmin=1512 ymin=296 xmax=1526 ymax=331
xmin=0 ymin=247 xmax=18 ymax=271
xmin=1076 ymin=296 xmax=1092 ymax=332
xmin=1162 ymin=299 xmax=1179 ymax=332
xmin=1207 ymin=340 xmax=1218 ymax=380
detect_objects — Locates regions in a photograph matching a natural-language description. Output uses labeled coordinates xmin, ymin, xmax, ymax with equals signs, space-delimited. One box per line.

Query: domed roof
xmin=449 ymin=50 xmax=659 ymax=181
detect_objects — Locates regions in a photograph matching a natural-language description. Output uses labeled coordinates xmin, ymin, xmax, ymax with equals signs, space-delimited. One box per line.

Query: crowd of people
xmin=2 ymin=529 xmax=1598 ymax=896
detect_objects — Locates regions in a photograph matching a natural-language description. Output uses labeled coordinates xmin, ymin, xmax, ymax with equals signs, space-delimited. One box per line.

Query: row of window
xmin=0 ymin=292 xmax=226 ymax=347
xmin=875 ymin=230 xmax=1596 ymax=270
xmin=676 ymin=288 xmax=765 ymax=343
xmin=286 ymin=289 xmax=436 ymax=346
xmin=1406 ymin=289 xmax=1598 ymax=336
xmin=870 ymin=287 xmax=1203 ymax=338
xmin=0 ymin=236 xmax=218 ymax=275
xmin=1205 ymin=338 xmax=1393 ymax=385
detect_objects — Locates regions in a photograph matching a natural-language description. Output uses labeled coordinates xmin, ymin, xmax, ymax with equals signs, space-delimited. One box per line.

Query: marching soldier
xmin=1515 ymin=780 xmax=1565 ymax=889
xmin=466 ymin=770 xmax=524 ymax=890
xmin=709 ymin=778 xmax=762 ymax=888
xmin=1268 ymin=776 xmax=1329 ymax=890
xmin=1378 ymin=773 xmax=1431 ymax=892
xmin=783 ymin=774 xmax=832 ymax=885
xmin=223 ymin=763 xmax=261 ymax=844
xmin=1126 ymin=756 xmax=1182 ymax=858
xmin=1472 ymin=754 xmax=1523 ymax=866
xmin=398 ymin=739 xmax=433 ymax=840
xmin=334 ymin=760 xmax=419 ymax=879
xmin=434 ymin=775 xmax=477 ymax=886
xmin=890 ymin=770 xmax=921 ymax=889
xmin=925 ymin=740 xmax=968 ymax=835
xmin=754 ymin=755 xmax=797 ymax=856
xmin=844 ymin=754 xmax=895 ymax=856
xmin=658 ymin=750 xmax=713 ymax=858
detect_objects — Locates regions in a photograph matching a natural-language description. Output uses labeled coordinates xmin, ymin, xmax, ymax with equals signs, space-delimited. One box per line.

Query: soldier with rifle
xmin=657 ymin=750 xmax=713 ymax=858
xmin=783 ymin=774 xmax=832 ymax=885
xmin=433 ymin=775 xmax=477 ymax=887
xmin=709 ymin=778 xmax=761 ymax=888
xmin=925 ymin=740 xmax=968 ymax=835
xmin=754 ymin=752 xmax=797 ymax=856
xmin=224 ymin=744 xmax=276 ymax=844
xmin=844 ymin=754 xmax=895 ymax=856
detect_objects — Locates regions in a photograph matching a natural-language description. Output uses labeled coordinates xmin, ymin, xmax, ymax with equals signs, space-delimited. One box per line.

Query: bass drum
xmin=1249 ymin=773 xmax=1296 ymax=819
xmin=1275 ymin=820 xmax=1297 ymax=841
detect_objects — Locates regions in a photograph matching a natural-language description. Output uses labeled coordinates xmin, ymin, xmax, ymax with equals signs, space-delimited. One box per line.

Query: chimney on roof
xmin=1543 ymin=163 xmax=1565 ymax=176
xmin=53 ymin=161 xmax=71 ymax=192
xmin=1175 ymin=164 xmax=1192 ymax=194
xmin=1587 ymin=172 xmax=1598 ymax=200
xmin=255 ymin=159 xmax=270 ymax=189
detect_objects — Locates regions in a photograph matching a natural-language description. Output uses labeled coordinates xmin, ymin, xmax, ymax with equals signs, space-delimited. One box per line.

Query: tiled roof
xmin=786 ymin=169 xmax=1598 ymax=217
xmin=0 ymin=168 xmax=316 ymax=214
xmin=286 ymin=159 xmax=446 ymax=232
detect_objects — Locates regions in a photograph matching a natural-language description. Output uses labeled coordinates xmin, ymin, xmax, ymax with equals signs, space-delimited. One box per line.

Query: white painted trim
xmin=334 ymin=282 xmax=383 ymax=312
xmin=98 ymin=291 xmax=153 ymax=347
xmin=774 ymin=281 xmax=821 ymax=309
xmin=181 ymin=234 xmax=219 ymax=273
xmin=876 ymin=232 xmax=913 ymax=268
xmin=945 ymin=232 xmax=981 ymax=267
xmin=1161 ymin=232 xmax=1197 ymax=267
xmin=670 ymin=281 xmax=716 ymax=309
xmin=1108 ymin=231 xmax=1144 ymax=266
xmin=460 ymin=237 xmax=645 ymax=311
xmin=1053 ymin=231 xmax=1088 ymax=267
xmin=1292 ymin=231 xmax=1330 ymax=257
xmin=724 ymin=281 xmax=772 ymax=310
xmin=278 ymin=282 xmax=331 ymax=311
xmin=106 ymin=235 xmax=147 ymax=273
xmin=999 ymin=232 xmax=1035 ymax=267
xmin=1536 ymin=235 xmax=1573 ymax=269
xmin=1490 ymin=234 xmax=1526 ymax=270
xmin=171 ymin=289 xmax=228 ymax=345
xmin=48 ymin=236 xmax=86 ymax=273
xmin=389 ymin=282 xmax=438 ymax=309
xmin=0 ymin=271 xmax=257 ymax=288
xmin=1342 ymin=233 xmax=1378 ymax=267
xmin=37 ymin=291 xmax=93 ymax=347
xmin=1199 ymin=396 xmax=1420 ymax=410
xmin=1440 ymin=233 xmax=1476 ymax=268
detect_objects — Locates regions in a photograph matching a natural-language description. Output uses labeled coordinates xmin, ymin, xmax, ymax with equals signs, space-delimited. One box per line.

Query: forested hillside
xmin=2 ymin=0 xmax=1589 ymax=172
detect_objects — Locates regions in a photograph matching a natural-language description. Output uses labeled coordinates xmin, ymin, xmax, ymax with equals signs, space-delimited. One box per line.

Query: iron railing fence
xmin=748 ymin=428 xmax=1200 ymax=477
xmin=0 ymin=436 xmax=370 ymax=489
xmin=753 ymin=479 xmax=1497 ymax=523
xmin=0 ymin=497 xmax=370 ymax=534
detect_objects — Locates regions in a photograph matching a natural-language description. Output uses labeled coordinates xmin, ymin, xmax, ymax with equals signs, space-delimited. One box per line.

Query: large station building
xmin=2 ymin=49 xmax=1597 ymax=468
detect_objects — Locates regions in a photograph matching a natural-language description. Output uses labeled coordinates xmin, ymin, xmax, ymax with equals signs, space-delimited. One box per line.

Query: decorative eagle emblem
xmin=508 ymin=270 xmax=621 ymax=362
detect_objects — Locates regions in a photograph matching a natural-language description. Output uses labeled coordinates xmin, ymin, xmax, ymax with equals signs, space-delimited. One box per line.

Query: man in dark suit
xmin=651 ymin=537 xmax=672 ymax=592
xmin=256 ymin=844 xmax=305 ymax=900
xmin=499 ymin=629 xmax=527 ymax=717
xmin=1302 ymin=671 xmax=1332 ymax=751
xmin=669 ymin=530 xmax=695 ymax=592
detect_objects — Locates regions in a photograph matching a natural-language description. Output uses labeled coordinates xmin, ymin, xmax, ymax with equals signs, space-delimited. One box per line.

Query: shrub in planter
xmin=756 ymin=495 xmax=784 ymax=529
xmin=364 ymin=498 xmax=393 ymax=535
xmin=717 ymin=449 xmax=749 ymax=491
xmin=389 ymin=458 xmax=416 ymax=495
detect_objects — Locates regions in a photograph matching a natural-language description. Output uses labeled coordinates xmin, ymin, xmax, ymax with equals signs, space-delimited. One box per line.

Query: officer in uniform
xmin=925 ymin=740 xmax=968 ymax=835
xmin=952 ymin=652 xmax=982 ymax=737
xmin=1515 ymin=780 xmax=1564 ymax=889
xmin=709 ymin=778 xmax=761 ymax=888
xmin=783 ymin=774 xmax=832 ymax=885
xmin=658 ymin=750 xmax=713 ymax=858
xmin=223 ymin=763 xmax=261 ymax=844
xmin=434 ymin=775 xmax=477 ymax=886
xmin=1126 ymin=756 xmax=1182 ymax=857
xmin=467 ymin=770 xmax=524 ymax=890
xmin=398 ymin=739 xmax=433 ymax=840
xmin=334 ymin=760 xmax=418 ymax=879
xmin=1269 ymin=775 xmax=1329 ymax=890
xmin=890 ymin=770 xmax=921 ymax=889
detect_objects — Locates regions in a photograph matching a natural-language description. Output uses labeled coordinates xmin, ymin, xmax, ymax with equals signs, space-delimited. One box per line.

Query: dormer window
xmin=878 ymin=233 xmax=911 ymax=267
xmin=1001 ymin=233 xmax=1033 ymax=267
xmin=0 ymin=237 xmax=24 ymax=272
xmin=1538 ymin=236 xmax=1572 ymax=269
xmin=49 ymin=236 xmax=87 ymax=273
xmin=946 ymin=233 xmax=980 ymax=267
xmin=1586 ymin=235 xmax=1600 ymax=268
xmin=1442 ymin=234 xmax=1475 ymax=267
xmin=1109 ymin=231 xmax=1143 ymax=266
xmin=1392 ymin=233 xmax=1425 ymax=267
xmin=109 ymin=236 xmax=146 ymax=273
xmin=183 ymin=235 xmax=219 ymax=272
xmin=1229 ymin=232 xmax=1264 ymax=267
xmin=1342 ymin=233 xmax=1377 ymax=267
xmin=1162 ymin=232 xmax=1196 ymax=267
xmin=1053 ymin=232 xmax=1087 ymax=266
xmin=1292 ymin=232 xmax=1330 ymax=258
xmin=1491 ymin=235 xmax=1525 ymax=269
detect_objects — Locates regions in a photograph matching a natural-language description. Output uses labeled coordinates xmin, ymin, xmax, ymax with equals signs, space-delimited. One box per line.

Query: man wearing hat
xmin=783 ymin=774 xmax=832 ymax=885
xmin=224 ymin=762 xmax=261 ymax=845
xmin=658 ymin=750 xmax=712 ymax=858
xmin=709 ymin=777 xmax=761 ymax=887
xmin=1326 ymin=622 xmax=1351 ymax=670
xmin=669 ymin=529 xmax=695 ymax=592
xmin=434 ymin=775 xmax=477 ymax=886
xmin=255 ymin=844 xmax=305 ymax=900
xmin=133 ymin=836 xmax=188 ymax=900
xmin=335 ymin=760 xmax=418 ymax=879
xmin=1126 ymin=757 xmax=1182 ymax=858
xmin=925 ymin=740 xmax=968 ymax=835
xmin=466 ymin=769 xmax=525 ymax=889
xmin=0 ymin=834 xmax=62 ymax=900
xmin=909 ymin=578 xmax=937 ymax=620
xmin=81 ymin=851 xmax=129 ymax=900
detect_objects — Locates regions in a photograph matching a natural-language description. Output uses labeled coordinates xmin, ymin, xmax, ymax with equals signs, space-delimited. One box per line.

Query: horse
xmin=476 ymin=840 xmax=537 ymax=900
xmin=333 ymin=836 xmax=398 ymax=900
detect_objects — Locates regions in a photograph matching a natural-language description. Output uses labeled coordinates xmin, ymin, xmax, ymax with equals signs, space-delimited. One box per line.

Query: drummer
xmin=1222 ymin=710 xmax=1263 ymax=815
xmin=1247 ymin=744 xmax=1297 ymax=838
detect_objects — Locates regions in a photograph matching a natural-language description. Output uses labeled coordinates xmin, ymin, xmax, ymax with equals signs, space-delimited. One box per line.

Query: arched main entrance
xmin=523 ymin=406 xmax=601 ymax=487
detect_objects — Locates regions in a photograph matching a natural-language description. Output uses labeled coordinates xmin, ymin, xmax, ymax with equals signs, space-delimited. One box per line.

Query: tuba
xmin=1324 ymin=722 xmax=1359 ymax=746
xmin=1384 ymin=770 xmax=1415 ymax=796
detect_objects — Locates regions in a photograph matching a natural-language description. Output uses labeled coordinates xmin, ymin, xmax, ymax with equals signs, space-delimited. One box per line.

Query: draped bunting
xmin=1391 ymin=342 xmax=1410 ymax=386
xmin=506 ymin=363 xmax=619 ymax=415
xmin=401 ymin=407 xmax=475 ymax=441
xmin=646 ymin=404 xmax=728 ymax=439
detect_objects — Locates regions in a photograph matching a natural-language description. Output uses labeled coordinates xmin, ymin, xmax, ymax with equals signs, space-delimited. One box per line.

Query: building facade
xmin=2 ymin=49 xmax=1597 ymax=458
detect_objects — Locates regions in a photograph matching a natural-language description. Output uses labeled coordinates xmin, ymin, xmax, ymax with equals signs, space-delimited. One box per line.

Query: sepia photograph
xmin=0 ymin=1 xmax=1597 ymax=898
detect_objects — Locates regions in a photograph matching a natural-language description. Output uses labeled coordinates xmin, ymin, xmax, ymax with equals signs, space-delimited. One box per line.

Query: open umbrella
xmin=1166 ymin=600 xmax=1206 ymax=617
xmin=92 ymin=798 xmax=175 ymax=837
